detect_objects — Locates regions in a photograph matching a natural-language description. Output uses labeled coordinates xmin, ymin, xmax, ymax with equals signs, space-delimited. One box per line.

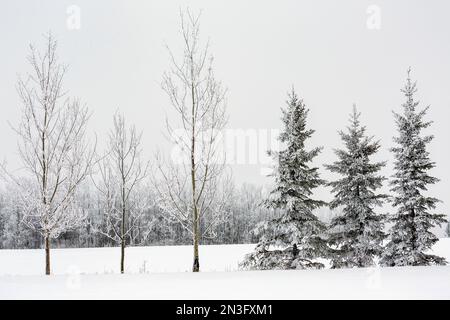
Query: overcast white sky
xmin=1 ymin=0 xmax=449 ymax=217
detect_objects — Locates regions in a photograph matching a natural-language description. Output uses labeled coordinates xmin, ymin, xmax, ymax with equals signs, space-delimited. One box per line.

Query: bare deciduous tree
xmin=154 ymin=9 xmax=229 ymax=272
xmin=92 ymin=112 xmax=149 ymax=274
xmin=0 ymin=33 xmax=95 ymax=275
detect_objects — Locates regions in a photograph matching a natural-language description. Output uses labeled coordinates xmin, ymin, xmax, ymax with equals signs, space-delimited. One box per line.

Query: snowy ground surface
xmin=1 ymin=240 xmax=450 ymax=299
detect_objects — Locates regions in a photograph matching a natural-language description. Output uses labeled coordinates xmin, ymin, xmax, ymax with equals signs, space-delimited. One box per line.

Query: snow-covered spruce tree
xmin=380 ymin=69 xmax=447 ymax=267
xmin=325 ymin=106 xmax=388 ymax=268
xmin=241 ymin=89 xmax=328 ymax=270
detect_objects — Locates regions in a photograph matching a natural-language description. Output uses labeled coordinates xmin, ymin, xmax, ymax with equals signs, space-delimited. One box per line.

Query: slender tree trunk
xmin=190 ymin=74 xmax=200 ymax=273
xmin=42 ymin=112 xmax=49 ymax=276
xmin=121 ymin=171 xmax=126 ymax=274
xmin=193 ymin=214 xmax=200 ymax=272
xmin=45 ymin=235 xmax=50 ymax=275
xmin=120 ymin=238 xmax=125 ymax=274
xmin=120 ymin=194 xmax=125 ymax=274
xmin=191 ymin=154 xmax=200 ymax=273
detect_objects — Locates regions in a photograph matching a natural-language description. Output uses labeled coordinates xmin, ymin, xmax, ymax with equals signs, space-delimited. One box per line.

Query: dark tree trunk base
xmin=45 ymin=236 xmax=50 ymax=275
xmin=193 ymin=257 xmax=200 ymax=272
xmin=120 ymin=241 xmax=125 ymax=274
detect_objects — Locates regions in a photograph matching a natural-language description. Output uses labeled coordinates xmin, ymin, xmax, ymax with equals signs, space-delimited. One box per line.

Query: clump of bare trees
xmin=0 ymin=11 xmax=236 ymax=275
xmin=153 ymin=9 xmax=229 ymax=272
xmin=0 ymin=33 xmax=95 ymax=275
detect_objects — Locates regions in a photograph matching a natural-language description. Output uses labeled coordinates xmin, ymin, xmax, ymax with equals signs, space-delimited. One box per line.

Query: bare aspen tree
xmin=155 ymin=9 xmax=228 ymax=272
xmin=92 ymin=112 xmax=149 ymax=274
xmin=0 ymin=33 xmax=95 ymax=275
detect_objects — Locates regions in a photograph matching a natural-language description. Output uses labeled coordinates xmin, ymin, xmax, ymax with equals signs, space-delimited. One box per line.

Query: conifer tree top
xmin=266 ymin=88 xmax=326 ymax=212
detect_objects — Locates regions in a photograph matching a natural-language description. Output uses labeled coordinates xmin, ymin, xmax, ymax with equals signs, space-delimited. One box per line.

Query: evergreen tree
xmin=241 ymin=89 xmax=327 ymax=270
xmin=381 ymin=69 xmax=447 ymax=267
xmin=326 ymin=106 xmax=388 ymax=268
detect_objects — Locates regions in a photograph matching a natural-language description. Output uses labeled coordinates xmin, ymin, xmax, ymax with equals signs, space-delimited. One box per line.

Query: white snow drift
xmin=0 ymin=239 xmax=449 ymax=299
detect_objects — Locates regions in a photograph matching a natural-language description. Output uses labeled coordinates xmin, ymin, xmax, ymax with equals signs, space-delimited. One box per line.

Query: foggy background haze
xmin=1 ymin=0 xmax=449 ymax=221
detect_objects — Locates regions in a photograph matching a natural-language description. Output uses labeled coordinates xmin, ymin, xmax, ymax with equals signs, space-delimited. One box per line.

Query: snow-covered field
xmin=1 ymin=240 xmax=450 ymax=299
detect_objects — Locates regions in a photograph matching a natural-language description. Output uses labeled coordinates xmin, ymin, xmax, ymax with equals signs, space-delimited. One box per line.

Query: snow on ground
xmin=0 ymin=244 xmax=252 ymax=275
xmin=2 ymin=265 xmax=450 ymax=299
xmin=1 ymin=239 xmax=450 ymax=299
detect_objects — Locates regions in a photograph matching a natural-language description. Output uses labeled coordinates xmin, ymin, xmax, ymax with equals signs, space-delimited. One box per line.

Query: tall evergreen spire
xmin=241 ymin=88 xmax=328 ymax=270
xmin=326 ymin=105 xmax=387 ymax=268
xmin=381 ymin=69 xmax=447 ymax=266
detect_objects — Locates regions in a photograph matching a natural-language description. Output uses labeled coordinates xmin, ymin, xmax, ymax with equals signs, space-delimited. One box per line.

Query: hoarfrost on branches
xmin=325 ymin=105 xmax=388 ymax=268
xmin=153 ymin=9 xmax=230 ymax=272
xmin=381 ymin=69 xmax=447 ymax=267
xmin=0 ymin=33 xmax=95 ymax=274
xmin=241 ymin=89 xmax=328 ymax=270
